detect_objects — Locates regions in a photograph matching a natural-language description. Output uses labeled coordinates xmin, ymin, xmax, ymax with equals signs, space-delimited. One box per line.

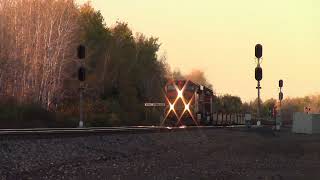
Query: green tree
xmin=78 ymin=5 xmax=169 ymax=125
xmin=214 ymin=95 xmax=242 ymax=113
xmin=261 ymin=98 xmax=277 ymax=117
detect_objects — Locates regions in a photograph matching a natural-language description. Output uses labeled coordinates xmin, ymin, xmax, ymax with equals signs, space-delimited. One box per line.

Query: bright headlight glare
xmin=170 ymin=103 xmax=174 ymax=111
xmin=185 ymin=104 xmax=190 ymax=111
xmin=177 ymin=90 xmax=183 ymax=99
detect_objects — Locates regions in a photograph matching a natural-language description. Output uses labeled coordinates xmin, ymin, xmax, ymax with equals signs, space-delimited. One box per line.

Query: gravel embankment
xmin=1 ymin=128 xmax=320 ymax=180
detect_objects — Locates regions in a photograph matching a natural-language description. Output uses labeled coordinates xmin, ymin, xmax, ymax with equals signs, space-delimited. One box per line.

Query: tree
xmin=78 ymin=6 xmax=169 ymax=125
xmin=213 ymin=95 xmax=242 ymax=113
xmin=0 ymin=0 xmax=80 ymax=109
xmin=78 ymin=2 xmax=112 ymax=98
xmin=241 ymin=102 xmax=252 ymax=113
xmin=220 ymin=95 xmax=242 ymax=113
xmin=261 ymin=98 xmax=277 ymax=117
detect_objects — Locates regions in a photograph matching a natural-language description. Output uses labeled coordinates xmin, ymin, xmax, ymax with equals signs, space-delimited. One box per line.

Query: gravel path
xmin=1 ymin=128 xmax=320 ymax=180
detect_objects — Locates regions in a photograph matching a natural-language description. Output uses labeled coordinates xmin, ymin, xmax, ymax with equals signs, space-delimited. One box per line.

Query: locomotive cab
xmin=195 ymin=85 xmax=213 ymax=125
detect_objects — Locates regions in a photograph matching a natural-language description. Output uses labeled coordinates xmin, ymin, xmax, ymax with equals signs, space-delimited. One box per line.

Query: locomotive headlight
xmin=185 ymin=103 xmax=190 ymax=111
xmin=169 ymin=103 xmax=175 ymax=111
xmin=177 ymin=89 xmax=183 ymax=99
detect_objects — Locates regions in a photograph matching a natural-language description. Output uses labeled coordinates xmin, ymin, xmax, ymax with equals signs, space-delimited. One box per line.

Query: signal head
xmin=255 ymin=44 xmax=263 ymax=58
xmin=279 ymin=92 xmax=284 ymax=100
xmin=77 ymin=45 xmax=86 ymax=59
xmin=279 ymin=79 xmax=283 ymax=88
xmin=78 ymin=66 xmax=86 ymax=81
xmin=255 ymin=67 xmax=263 ymax=81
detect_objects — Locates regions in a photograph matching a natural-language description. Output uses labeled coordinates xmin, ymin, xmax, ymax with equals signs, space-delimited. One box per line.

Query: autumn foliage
xmin=0 ymin=0 xmax=169 ymax=127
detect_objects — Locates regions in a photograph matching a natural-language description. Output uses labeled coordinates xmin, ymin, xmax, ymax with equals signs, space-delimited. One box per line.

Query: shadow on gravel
xmin=246 ymin=128 xmax=279 ymax=138
xmin=240 ymin=127 xmax=278 ymax=138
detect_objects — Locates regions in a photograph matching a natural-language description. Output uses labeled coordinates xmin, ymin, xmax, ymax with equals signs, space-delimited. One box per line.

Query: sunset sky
xmin=77 ymin=0 xmax=320 ymax=102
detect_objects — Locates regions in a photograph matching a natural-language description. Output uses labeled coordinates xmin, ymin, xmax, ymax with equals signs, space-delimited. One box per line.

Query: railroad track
xmin=0 ymin=125 xmax=248 ymax=136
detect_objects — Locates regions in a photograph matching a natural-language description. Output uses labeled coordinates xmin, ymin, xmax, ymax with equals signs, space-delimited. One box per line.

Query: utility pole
xmin=77 ymin=45 xmax=86 ymax=128
xmin=255 ymin=44 xmax=263 ymax=125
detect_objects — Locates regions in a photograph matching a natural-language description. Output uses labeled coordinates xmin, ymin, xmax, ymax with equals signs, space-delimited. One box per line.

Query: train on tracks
xmin=164 ymin=79 xmax=214 ymax=126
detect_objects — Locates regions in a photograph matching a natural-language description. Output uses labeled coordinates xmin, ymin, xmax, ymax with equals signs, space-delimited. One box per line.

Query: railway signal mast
xmin=277 ymin=79 xmax=284 ymax=130
xmin=255 ymin=44 xmax=263 ymax=124
xmin=77 ymin=45 xmax=86 ymax=128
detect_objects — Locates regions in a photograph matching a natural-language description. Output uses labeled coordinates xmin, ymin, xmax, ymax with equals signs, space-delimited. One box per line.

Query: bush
xmin=0 ymin=102 xmax=54 ymax=128
xmin=0 ymin=99 xmax=78 ymax=129
xmin=87 ymin=113 xmax=121 ymax=127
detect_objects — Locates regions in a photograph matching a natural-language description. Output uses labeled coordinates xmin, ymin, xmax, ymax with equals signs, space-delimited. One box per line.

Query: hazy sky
xmin=77 ymin=0 xmax=320 ymax=102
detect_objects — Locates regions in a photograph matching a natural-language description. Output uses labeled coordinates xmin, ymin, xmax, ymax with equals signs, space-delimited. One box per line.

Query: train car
xmin=164 ymin=79 xmax=214 ymax=126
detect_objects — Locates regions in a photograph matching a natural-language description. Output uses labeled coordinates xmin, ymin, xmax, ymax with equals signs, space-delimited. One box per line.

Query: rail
xmin=0 ymin=125 xmax=248 ymax=136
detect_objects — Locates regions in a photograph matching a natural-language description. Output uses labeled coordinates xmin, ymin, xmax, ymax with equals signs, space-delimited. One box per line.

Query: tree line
xmin=0 ymin=0 xmax=172 ymax=127
xmin=242 ymin=95 xmax=320 ymax=124
xmin=0 ymin=0 xmax=244 ymax=128
xmin=0 ymin=0 xmax=315 ymax=128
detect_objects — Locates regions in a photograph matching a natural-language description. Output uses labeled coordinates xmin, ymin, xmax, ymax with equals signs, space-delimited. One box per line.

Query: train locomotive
xmin=164 ymin=79 xmax=214 ymax=126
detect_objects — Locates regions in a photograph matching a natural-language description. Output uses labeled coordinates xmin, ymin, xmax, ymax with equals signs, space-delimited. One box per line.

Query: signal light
xmin=78 ymin=66 xmax=86 ymax=81
xmin=279 ymin=80 xmax=283 ymax=88
xmin=255 ymin=44 xmax=263 ymax=58
xmin=177 ymin=89 xmax=183 ymax=99
xmin=169 ymin=103 xmax=175 ymax=111
xmin=279 ymin=92 xmax=283 ymax=100
xmin=77 ymin=45 xmax=86 ymax=59
xmin=185 ymin=103 xmax=190 ymax=111
xmin=255 ymin=67 xmax=263 ymax=81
